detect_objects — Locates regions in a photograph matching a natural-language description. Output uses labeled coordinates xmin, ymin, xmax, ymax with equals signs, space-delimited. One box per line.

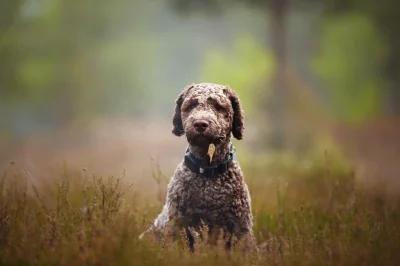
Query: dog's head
xmin=172 ymin=83 xmax=244 ymax=146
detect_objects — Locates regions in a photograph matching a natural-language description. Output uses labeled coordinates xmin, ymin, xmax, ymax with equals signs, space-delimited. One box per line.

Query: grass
xmin=1 ymin=150 xmax=400 ymax=266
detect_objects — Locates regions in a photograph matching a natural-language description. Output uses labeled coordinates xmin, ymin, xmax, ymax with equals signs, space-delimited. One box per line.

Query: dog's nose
xmin=193 ymin=120 xmax=209 ymax=132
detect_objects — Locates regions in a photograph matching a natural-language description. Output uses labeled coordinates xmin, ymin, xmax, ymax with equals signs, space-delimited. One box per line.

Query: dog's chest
xmin=175 ymin=165 xmax=247 ymax=226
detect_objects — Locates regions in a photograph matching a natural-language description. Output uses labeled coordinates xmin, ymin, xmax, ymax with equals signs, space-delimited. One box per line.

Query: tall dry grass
xmin=0 ymin=149 xmax=400 ymax=265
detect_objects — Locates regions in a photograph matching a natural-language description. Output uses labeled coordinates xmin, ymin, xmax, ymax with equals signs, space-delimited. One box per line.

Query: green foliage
xmin=312 ymin=12 xmax=387 ymax=123
xmin=199 ymin=34 xmax=274 ymax=115
xmin=0 ymin=0 xmax=163 ymax=131
xmin=17 ymin=57 xmax=57 ymax=105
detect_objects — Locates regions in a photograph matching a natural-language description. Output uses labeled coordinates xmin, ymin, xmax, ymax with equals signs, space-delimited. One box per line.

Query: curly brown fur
xmin=141 ymin=83 xmax=256 ymax=255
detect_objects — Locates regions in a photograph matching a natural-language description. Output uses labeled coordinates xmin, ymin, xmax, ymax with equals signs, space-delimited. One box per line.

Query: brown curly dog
xmin=141 ymin=83 xmax=256 ymax=254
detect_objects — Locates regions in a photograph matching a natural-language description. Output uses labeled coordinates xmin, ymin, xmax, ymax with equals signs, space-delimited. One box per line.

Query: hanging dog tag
xmin=207 ymin=143 xmax=216 ymax=164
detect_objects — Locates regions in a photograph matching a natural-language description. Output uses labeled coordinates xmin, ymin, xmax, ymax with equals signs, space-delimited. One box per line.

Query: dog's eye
xmin=215 ymin=103 xmax=224 ymax=111
xmin=183 ymin=100 xmax=198 ymax=111
xmin=189 ymin=102 xmax=198 ymax=109
xmin=207 ymin=97 xmax=226 ymax=112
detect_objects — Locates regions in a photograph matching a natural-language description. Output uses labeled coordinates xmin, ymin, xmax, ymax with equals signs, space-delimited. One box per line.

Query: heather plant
xmin=0 ymin=151 xmax=399 ymax=265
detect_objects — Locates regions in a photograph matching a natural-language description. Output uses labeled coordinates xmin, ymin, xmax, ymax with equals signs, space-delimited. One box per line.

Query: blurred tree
xmin=200 ymin=33 xmax=275 ymax=115
xmin=169 ymin=0 xmax=320 ymax=150
xmin=324 ymin=0 xmax=400 ymax=114
xmin=312 ymin=12 xmax=386 ymax=123
xmin=2 ymin=0 xmax=399 ymax=141
xmin=0 ymin=0 xmax=160 ymax=136
xmin=0 ymin=0 xmax=29 ymax=137
xmin=0 ymin=0 xmax=25 ymax=102
xmin=170 ymin=0 xmax=400 ymax=144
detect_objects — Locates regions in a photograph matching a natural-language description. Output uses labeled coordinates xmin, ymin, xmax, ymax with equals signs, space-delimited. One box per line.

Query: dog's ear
xmin=225 ymin=87 xmax=245 ymax=140
xmin=172 ymin=84 xmax=194 ymax=136
xmin=172 ymin=92 xmax=185 ymax=136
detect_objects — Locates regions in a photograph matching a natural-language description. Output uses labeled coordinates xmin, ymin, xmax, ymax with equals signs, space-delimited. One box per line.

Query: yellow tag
xmin=207 ymin=143 xmax=216 ymax=164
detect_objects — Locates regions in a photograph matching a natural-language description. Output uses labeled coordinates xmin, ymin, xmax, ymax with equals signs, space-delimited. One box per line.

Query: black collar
xmin=184 ymin=144 xmax=236 ymax=178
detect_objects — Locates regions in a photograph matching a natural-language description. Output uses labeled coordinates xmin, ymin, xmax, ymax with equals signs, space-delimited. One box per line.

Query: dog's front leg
xmin=139 ymin=201 xmax=176 ymax=241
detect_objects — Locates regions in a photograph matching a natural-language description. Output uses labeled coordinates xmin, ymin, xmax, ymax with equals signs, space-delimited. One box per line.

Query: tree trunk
xmin=383 ymin=29 xmax=400 ymax=115
xmin=266 ymin=0 xmax=288 ymax=150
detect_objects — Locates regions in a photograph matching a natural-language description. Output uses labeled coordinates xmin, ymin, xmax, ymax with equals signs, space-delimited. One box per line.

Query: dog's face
xmin=172 ymin=83 xmax=244 ymax=147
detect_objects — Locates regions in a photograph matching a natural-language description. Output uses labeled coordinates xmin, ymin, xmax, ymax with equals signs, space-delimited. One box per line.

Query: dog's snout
xmin=193 ymin=119 xmax=209 ymax=132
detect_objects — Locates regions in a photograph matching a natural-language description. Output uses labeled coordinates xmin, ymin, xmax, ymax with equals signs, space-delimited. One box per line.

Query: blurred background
xmin=0 ymin=0 xmax=399 ymax=192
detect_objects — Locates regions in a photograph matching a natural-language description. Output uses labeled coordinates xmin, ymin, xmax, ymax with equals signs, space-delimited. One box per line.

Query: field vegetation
xmin=1 ymin=147 xmax=399 ymax=266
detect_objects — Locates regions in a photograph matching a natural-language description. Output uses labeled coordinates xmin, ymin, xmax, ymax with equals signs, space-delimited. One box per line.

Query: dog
xmin=140 ymin=83 xmax=256 ymax=254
